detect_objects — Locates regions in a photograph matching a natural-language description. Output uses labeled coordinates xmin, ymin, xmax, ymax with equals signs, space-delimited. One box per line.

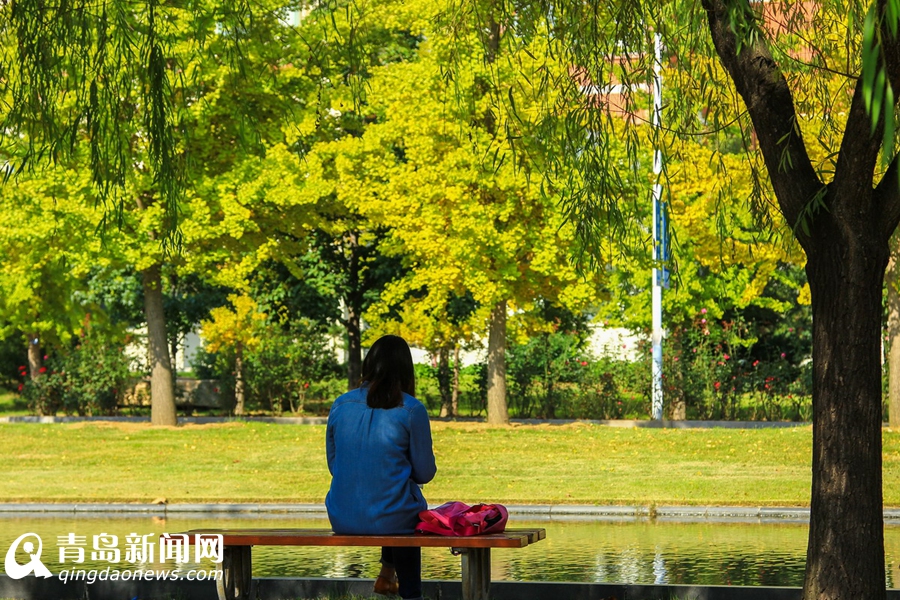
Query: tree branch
xmin=701 ymin=0 xmax=821 ymax=245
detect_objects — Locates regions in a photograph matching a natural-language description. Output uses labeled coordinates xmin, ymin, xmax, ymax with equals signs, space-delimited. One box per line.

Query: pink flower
xmin=701 ymin=308 xmax=707 ymax=314
xmin=701 ymin=318 xmax=707 ymax=324
xmin=723 ymin=354 xmax=730 ymax=360
xmin=752 ymin=360 xmax=759 ymax=367
xmin=781 ymin=352 xmax=786 ymax=358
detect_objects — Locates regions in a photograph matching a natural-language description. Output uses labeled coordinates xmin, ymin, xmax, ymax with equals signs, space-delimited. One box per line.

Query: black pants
xmin=381 ymin=546 xmax=422 ymax=599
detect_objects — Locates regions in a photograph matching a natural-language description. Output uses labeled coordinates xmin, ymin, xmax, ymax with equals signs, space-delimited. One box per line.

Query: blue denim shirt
xmin=325 ymin=387 xmax=437 ymax=534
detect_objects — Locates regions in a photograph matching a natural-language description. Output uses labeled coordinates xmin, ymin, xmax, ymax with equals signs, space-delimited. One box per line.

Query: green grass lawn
xmin=2 ymin=420 xmax=900 ymax=506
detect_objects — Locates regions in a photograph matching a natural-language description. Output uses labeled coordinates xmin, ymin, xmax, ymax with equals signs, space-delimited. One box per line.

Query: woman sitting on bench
xmin=325 ymin=334 xmax=438 ymax=600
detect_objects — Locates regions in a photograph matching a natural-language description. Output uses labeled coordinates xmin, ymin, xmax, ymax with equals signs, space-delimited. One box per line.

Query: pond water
xmin=3 ymin=514 xmax=900 ymax=588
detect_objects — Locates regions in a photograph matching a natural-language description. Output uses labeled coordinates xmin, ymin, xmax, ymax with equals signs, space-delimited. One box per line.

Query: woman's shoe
xmin=374 ymin=573 xmax=399 ymax=595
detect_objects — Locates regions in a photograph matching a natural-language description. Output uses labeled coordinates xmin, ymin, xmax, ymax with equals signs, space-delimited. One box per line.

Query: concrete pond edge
xmin=3 ymin=502 xmax=900 ymax=524
xmin=3 ymin=575 xmax=900 ymax=600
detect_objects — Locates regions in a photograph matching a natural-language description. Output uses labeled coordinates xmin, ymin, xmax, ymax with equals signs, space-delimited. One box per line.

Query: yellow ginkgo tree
xmin=200 ymin=294 xmax=267 ymax=416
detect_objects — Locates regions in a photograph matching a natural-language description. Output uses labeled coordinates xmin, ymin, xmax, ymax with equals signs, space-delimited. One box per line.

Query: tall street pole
xmin=651 ymin=32 xmax=667 ymax=421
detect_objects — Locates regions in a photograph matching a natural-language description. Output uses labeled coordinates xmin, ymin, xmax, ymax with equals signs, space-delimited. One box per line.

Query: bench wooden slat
xmin=177 ymin=527 xmax=544 ymax=549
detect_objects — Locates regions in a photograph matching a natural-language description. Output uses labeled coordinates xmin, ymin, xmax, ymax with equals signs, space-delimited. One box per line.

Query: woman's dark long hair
xmin=361 ymin=335 xmax=416 ymax=409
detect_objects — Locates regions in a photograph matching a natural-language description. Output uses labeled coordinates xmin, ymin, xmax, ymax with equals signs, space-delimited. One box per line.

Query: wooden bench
xmin=174 ymin=527 xmax=545 ymax=600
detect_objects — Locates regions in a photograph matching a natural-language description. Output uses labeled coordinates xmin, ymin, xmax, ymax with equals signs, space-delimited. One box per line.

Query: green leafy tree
xmin=200 ymin=294 xmax=266 ymax=415
xmin=0 ymin=165 xmax=101 ymax=401
xmin=302 ymin=25 xmax=600 ymax=424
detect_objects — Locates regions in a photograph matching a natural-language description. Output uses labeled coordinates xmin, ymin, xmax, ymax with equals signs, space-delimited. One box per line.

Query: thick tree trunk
xmin=26 ymin=334 xmax=41 ymax=382
xmin=888 ymin=235 xmax=900 ymax=428
xmin=142 ymin=265 xmax=177 ymax=426
xmin=438 ymin=345 xmax=452 ymax=417
xmin=234 ymin=341 xmax=245 ymax=416
xmin=486 ymin=301 xmax=509 ymax=425
xmin=802 ymin=228 xmax=887 ymax=600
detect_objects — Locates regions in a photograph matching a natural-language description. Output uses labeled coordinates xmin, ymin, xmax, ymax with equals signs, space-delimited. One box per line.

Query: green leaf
xmin=872 ymin=69 xmax=887 ymax=135
xmin=889 ymin=0 xmax=900 ymax=38
xmin=862 ymin=4 xmax=879 ymax=112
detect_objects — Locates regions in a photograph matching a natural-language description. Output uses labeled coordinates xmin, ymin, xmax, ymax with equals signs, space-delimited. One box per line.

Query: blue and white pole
xmin=651 ymin=32 xmax=667 ymax=421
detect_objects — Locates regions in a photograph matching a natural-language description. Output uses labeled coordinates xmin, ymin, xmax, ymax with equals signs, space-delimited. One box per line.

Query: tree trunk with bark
xmin=438 ymin=345 xmax=453 ymax=417
xmin=143 ymin=265 xmax=177 ymax=426
xmin=26 ymin=334 xmax=45 ymax=415
xmin=888 ymin=236 xmax=900 ymax=428
xmin=452 ymin=345 xmax=460 ymax=417
xmin=26 ymin=334 xmax=41 ymax=382
xmin=345 ymin=232 xmax=363 ymax=391
xmin=486 ymin=301 xmax=509 ymax=425
xmin=803 ymin=217 xmax=888 ymax=599
xmin=346 ymin=303 xmax=362 ymax=390
xmin=234 ymin=341 xmax=245 ymax=416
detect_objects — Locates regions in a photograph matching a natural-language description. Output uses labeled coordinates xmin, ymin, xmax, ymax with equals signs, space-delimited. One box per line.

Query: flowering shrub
xmin=21 ymin=331 xmax=131 ymax=416
xmin=662 ymin=309 xmax=812 ymax=420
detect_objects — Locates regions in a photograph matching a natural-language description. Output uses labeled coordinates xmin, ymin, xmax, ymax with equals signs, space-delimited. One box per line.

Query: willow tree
xmin=1 ymin=0 xmax=314 ymax=425
xmin=450 ymin=0 xmax=895 ymax=598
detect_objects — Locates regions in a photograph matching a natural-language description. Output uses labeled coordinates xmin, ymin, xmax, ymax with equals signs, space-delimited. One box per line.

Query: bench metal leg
xmin=216 ymin=546 xmax=252 ymax=600
xmin=456 ymin=547 xmax=491 ymax=600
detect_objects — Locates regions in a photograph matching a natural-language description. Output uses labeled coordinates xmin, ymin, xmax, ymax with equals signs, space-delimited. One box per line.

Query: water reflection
xmin=1 ymin=514 xmax=898 ymax=587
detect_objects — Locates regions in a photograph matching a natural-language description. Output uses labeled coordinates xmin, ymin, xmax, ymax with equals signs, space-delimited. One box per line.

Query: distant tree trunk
xmin=451 ymin=345 xmax=460 ymax=417
xmin=27 ymin=333 xmax=45 ymax=415
xmin=234 ymin=341 xmax=245 ymax=416
xmin=888 ymin=235 xmax=900 ymax=429
xmin=143 ymin=265 xmax=177 ymax=426
xmin=669 ymin=336 xmax=687 ymax=420
xmin=170 ymin=337 xmax=179 ymax=378
xmin=345 ymin=232 xmax=363 ymax=391
xmin=346 ymin=304 xmax=362 ymax=390
xmin=486 ymin=301 xmax=509 ymax=424
xmin=802 ymin=213 xmax=887 ymax=600
xmin=26 ymin=334 xmax=41 ymax=381
xmin=438 ymin=346 xmax=452 ymax=417
xmin=169 ymin=272 xmax=179 ymax=378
